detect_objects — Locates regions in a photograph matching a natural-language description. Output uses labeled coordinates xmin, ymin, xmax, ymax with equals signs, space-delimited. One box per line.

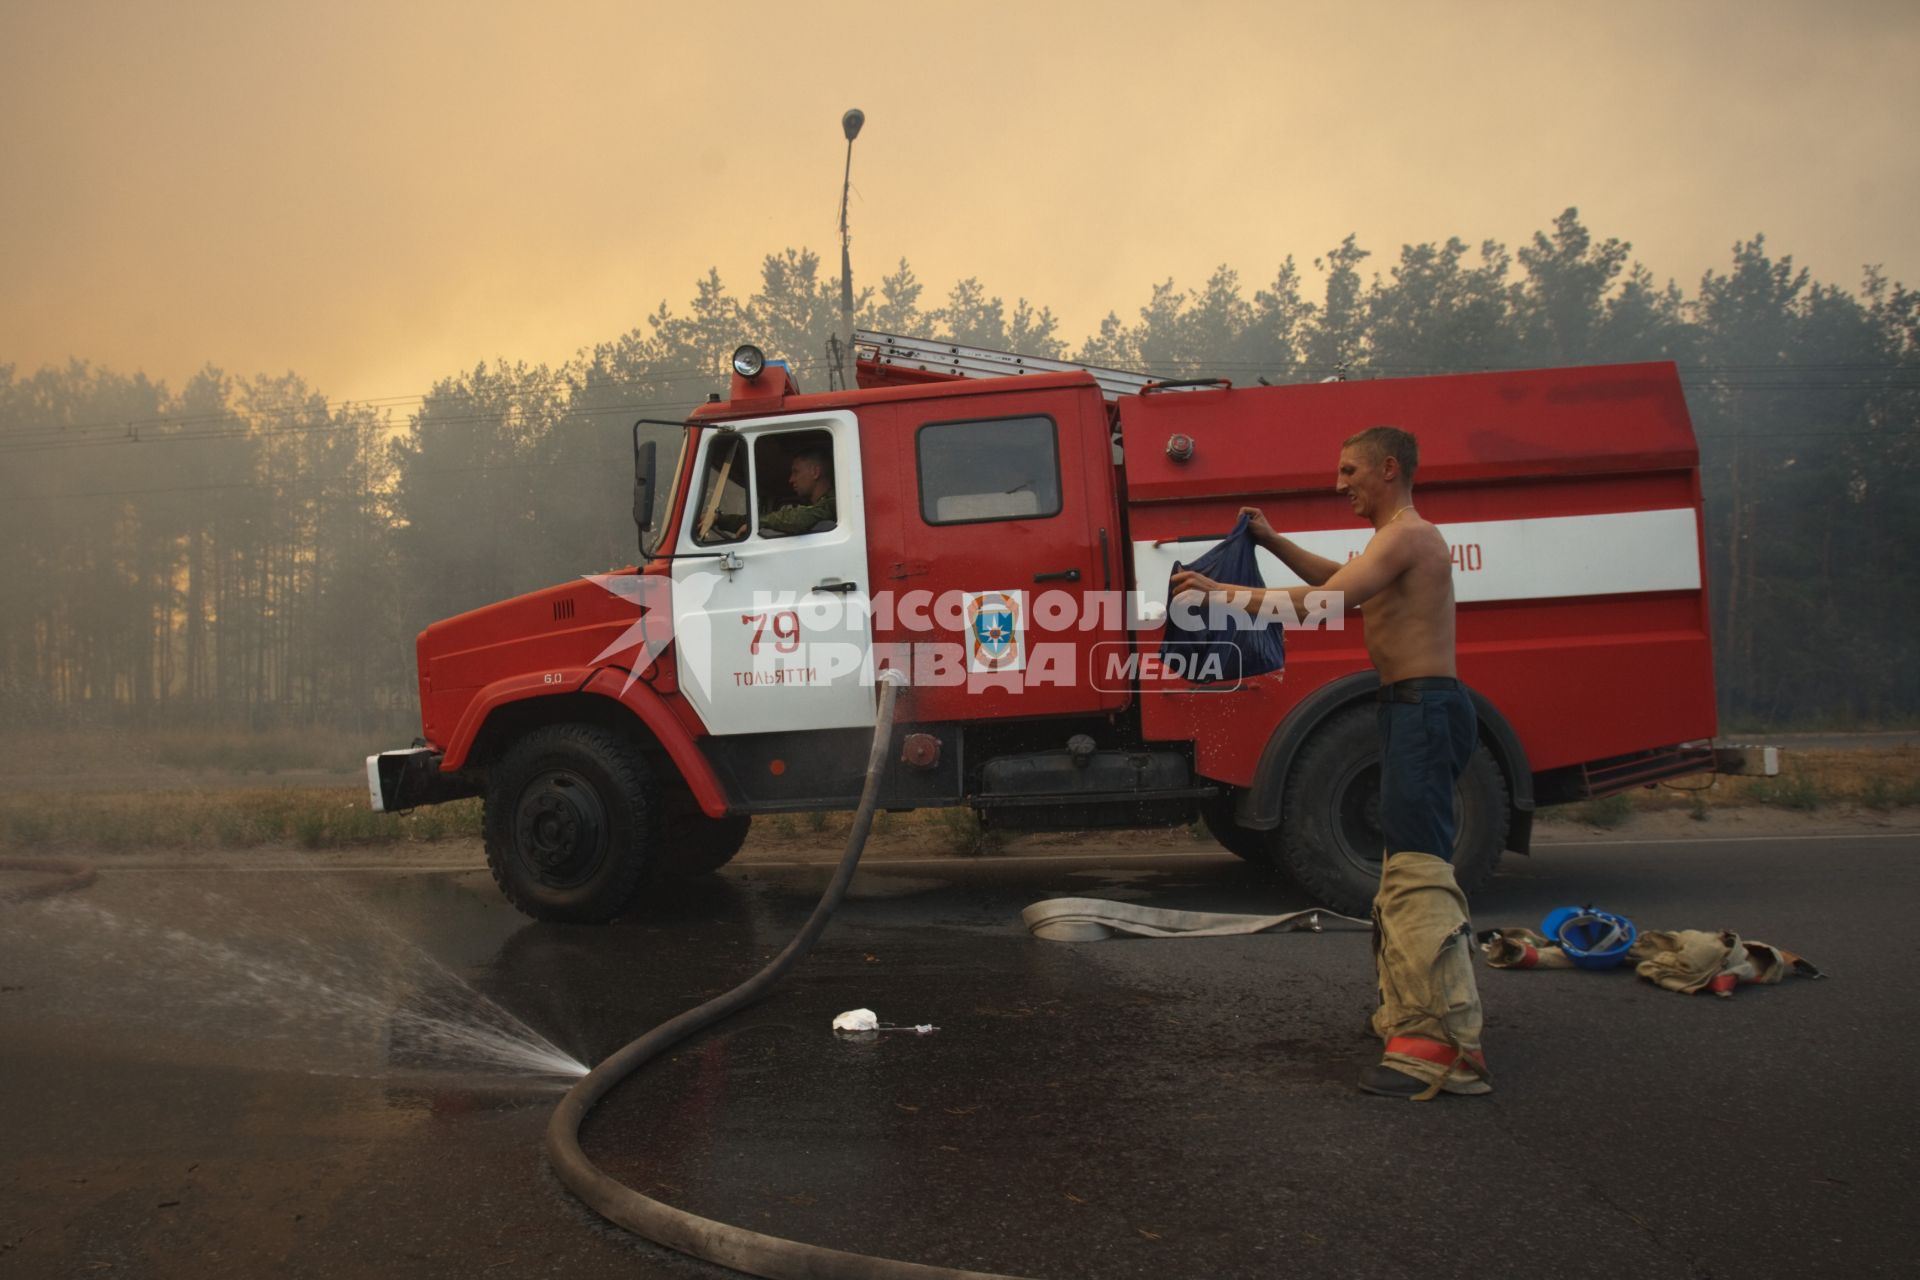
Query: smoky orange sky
xmin=3 ymin=0 xmax=1916 ymax=402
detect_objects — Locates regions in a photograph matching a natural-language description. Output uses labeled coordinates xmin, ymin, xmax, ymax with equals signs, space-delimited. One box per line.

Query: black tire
xmin=482 ymin=724 xmax=656 ymax=923
xmin=1276 ymin=703 xmax=1508 ymax=918
xmin=1199 ymin=789 xmax=1274 ymax=865
xmin=655 ymin=797 xmax=752 ymax=878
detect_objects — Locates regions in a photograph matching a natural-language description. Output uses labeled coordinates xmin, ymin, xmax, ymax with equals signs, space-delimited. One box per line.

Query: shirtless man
xmin=1171 ymin=425 xmax=1490 ymax=1100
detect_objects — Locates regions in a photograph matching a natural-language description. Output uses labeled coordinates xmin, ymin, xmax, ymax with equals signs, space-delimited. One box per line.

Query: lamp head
xmin=730 ymin=344 xmax=766 ymax=379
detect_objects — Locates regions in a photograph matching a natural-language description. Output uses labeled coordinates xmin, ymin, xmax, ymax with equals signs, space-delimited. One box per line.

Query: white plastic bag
xmin=832 ymin=1008 xmax=878 ymax=1033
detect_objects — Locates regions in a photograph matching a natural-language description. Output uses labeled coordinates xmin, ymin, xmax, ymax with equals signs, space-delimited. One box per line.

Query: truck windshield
xmin=637 ymin=423 xmax=691 ymax=561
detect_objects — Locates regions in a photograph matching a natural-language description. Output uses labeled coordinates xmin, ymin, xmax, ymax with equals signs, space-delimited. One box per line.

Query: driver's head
xmin=789 ymin=448 xmax=831 ymax=502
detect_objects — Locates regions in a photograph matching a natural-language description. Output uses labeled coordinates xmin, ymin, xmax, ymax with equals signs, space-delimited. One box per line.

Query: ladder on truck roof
xmin=853 ymin=329 xmax=1161 ymax=402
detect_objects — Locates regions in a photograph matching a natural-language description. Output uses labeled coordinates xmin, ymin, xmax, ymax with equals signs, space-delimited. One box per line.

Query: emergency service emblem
xmin=964 ymin=590 xmax=1025 ymax=673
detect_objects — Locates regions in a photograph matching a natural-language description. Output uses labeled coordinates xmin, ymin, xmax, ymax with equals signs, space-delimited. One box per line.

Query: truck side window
xmin=754 ymin=430 xmax=838 ymax=538
xmin=917 ymin=415 xmax=1062 ymax=525
xmin=691 ymin=433 xmax=751 ymax=545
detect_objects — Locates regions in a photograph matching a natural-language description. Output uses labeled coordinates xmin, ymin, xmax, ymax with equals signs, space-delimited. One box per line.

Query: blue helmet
xmin=1542 ymin=906 xmax=1637 ymax=970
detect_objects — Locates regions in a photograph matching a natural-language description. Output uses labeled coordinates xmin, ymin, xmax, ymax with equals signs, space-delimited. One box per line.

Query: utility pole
xmin=833 ymin=108 xmax=865 ymax=391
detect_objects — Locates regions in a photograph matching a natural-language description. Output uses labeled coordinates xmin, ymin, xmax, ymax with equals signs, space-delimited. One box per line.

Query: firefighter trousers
xmin=1370 ymin=851 xmax=1491 ymax=1097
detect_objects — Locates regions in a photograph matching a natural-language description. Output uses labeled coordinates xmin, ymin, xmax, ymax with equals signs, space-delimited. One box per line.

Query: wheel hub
xmin=512 ymin=769 xmax=608 ymax=888
xmin=1333 ymin=759 xmax=1385 ymax=875
xmin=1332 ymin=758 xmax=1465 ymax=872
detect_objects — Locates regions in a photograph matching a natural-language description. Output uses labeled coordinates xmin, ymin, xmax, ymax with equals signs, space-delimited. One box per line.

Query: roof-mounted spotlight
xmin=731 ymin=344 xmax=766 ymax=379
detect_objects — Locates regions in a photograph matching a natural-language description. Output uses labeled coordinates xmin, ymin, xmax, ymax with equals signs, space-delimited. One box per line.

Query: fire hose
xmin=544 ymin=672 xmax=1035 ymax=1280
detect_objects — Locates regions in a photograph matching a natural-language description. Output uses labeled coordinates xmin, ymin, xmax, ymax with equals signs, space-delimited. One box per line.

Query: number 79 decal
xmin=742 ymin=611 xmax=801 ymax=654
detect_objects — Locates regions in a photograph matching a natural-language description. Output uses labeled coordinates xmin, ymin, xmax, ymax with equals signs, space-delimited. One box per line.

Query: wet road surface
xmin=2 ymin=832 xmax=1914 ymax=1278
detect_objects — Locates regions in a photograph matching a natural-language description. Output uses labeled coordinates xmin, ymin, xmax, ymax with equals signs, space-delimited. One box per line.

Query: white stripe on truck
xmin=1133 ymin=507 xmax=1701 ymax=611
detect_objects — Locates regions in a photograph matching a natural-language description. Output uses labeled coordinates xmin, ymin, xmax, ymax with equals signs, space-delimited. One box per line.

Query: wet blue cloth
xmin=1159 ymin=514 xmax=1286 ymax=683
xmin=1378 ymin=684 xmax=1478 ymax=859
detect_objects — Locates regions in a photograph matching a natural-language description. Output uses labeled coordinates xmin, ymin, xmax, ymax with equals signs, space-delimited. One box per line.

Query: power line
xmin=0 ymin=393 xmax=710 ymax=456
xmin=0 ymin=363 xmax=725 ymax=444
xmin=2 ymin=453 xmax=635 ymax=503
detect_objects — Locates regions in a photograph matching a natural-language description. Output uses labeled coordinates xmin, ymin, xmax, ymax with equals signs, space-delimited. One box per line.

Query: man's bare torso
xmin=1361 ymin=514 xmax=1457 ymax=684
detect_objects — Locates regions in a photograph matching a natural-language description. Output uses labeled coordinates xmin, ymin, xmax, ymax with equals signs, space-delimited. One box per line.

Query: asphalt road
xmin=2 ymin=832 xmax=1914 ymax=1279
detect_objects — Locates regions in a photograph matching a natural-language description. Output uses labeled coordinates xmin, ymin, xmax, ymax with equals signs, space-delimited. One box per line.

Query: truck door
xmin=668 ymin=410 xmax=875 ymax=735
xmin=886 ymin=385 xmax=1127 ymax=721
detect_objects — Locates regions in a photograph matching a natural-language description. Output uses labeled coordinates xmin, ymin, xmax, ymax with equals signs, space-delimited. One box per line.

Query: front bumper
xmin=366 ymin=748 xmax=483 ymax=812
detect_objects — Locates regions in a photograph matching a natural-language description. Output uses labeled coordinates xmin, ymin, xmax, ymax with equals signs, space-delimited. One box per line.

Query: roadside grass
xmin=1743 ymin=774 xmax=1824 ymax=811
xmin=0 ymin=725 xmax=398 ymax=781
xmin=144 ymin=726 xmax=397 ymax=774
xmin=0 ymin=786 xmax=482 ymax=852
xmin=1540 ymin=747 xmax=1920 ymax=824
xmin=1558 ymin=794 xmax=1634 ymax=828
xmin=753 ymin=806 xmax=1001 ymax=857
xmin=931 ymin=806 xmax=1003 ymax=857
xmin=1858 ymin=774 xmax=1920 ymax=810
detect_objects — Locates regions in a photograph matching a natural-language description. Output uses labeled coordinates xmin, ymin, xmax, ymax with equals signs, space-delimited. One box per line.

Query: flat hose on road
xmin=545 ymin=674 xmax=1036 ymax=1280
xmin=1020 ymin=897 xmax=1369 ymax=941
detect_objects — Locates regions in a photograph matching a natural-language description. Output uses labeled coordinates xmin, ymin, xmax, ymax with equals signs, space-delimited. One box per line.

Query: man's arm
xmin=758 ymin=493 xmax=835 ymax=536
xmin=1174 ymin=521 xmax=1413 ymax=615
xmin=1242 ymin=507 xmax=1342 ymax=587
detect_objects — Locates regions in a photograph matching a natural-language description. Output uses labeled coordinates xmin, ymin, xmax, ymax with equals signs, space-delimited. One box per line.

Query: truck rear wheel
xmin=1277 ymin=704 xmax=1508 ymax=919
xmin=1199 ymin=789 xmax=1274 ymax=865
xmin=483 ymin=724 xmax=655 ymax=923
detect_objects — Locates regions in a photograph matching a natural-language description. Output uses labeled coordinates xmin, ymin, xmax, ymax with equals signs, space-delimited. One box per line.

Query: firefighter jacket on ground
xmin=1478 ymin=926 xmax=1823 ymax=996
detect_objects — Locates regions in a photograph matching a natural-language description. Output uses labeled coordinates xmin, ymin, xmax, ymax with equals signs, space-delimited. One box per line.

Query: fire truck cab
xmin=371 ymin=332 xmax=1756 ymax=923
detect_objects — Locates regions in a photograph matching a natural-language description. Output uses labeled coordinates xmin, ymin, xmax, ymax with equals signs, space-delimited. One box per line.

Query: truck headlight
xmin=731 ymin=345 xmax=766 ymax=379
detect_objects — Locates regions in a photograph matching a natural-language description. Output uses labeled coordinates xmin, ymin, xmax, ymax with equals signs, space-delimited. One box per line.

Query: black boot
xmin=1355 ymin=1061 xmax=1432 ymax=1099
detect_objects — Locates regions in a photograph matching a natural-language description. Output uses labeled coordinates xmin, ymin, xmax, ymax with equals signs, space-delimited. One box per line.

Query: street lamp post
xmin=836 ymin=108 xmax=864 ymax=389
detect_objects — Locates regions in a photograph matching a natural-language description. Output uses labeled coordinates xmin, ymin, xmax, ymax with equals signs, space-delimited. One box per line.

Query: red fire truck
xmin=369 ymin=331 xmax=1766 ymax=922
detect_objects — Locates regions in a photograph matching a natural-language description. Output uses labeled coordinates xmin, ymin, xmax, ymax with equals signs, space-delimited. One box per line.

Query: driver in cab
xmin=757 ymin=448 xmax=836 ymax=536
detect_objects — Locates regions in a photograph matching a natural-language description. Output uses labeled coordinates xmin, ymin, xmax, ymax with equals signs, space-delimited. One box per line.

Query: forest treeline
xmin=1 ymin=209 xmax=1915 ymax=731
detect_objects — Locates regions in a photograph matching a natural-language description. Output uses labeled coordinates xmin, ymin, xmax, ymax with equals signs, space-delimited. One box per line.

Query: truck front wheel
xmin=656 ymin=796 xmax=752 ymax=877
xmin=1277 ymin=704 xmax=1508 ymax=919
xmin=483 ymin=724 xmax=655 ymax=923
